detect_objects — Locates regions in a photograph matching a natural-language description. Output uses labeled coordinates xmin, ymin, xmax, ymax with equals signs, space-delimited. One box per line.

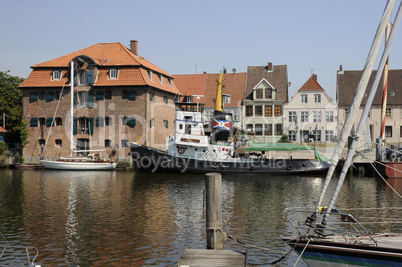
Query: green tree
xmin=0 ymin=71 xmax=25 ymax=131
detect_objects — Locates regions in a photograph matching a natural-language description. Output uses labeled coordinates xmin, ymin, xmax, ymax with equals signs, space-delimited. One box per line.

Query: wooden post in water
xmin=205 ymin=172 xmax=223 ymax=249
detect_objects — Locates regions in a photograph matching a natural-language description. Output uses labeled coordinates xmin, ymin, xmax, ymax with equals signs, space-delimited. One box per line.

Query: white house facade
xmin=284 ymin=75 xmax=337 ymax=143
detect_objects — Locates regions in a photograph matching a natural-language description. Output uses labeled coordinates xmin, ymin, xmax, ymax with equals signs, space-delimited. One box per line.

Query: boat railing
xmin=283 ymin=207 xmax=402 ymax=245
xmin=0 ymin=246 xmax=39 ymax=266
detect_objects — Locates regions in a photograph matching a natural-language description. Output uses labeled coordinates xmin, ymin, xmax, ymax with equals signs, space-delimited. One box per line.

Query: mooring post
xmin=205 ymin=172 xmax=223 ymax=249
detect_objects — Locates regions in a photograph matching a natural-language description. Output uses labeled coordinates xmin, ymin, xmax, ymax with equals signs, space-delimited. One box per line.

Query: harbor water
xmin=0 ymin=168 xmax=401 ymax=266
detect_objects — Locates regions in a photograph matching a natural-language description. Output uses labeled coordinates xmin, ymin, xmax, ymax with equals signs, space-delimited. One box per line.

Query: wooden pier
xmin=178 ymin=249 xmax=247 ymax=267
xmin=178 ymin=173 xmax=247 ymax=266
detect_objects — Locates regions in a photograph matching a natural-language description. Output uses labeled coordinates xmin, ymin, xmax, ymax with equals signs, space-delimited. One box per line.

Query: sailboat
xmin=283 ymin=0 xmax=402 ymax=265
xmin=40 ymin=60 xmax=117 ymax=170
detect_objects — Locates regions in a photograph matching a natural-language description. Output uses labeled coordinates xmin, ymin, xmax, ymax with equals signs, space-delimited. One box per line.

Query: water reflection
xmin=0 ymin=169 xmax=400 ymax=266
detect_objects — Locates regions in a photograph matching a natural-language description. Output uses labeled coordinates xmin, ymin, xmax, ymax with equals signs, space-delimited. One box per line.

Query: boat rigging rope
xmin=41 ymin=67 xmax=70 ymax=158
xmin=217 ymin=228 xmax=293 ymax=264
xmin=293 ymin=238 xmax=311 ymax=267
xmin=0 ymin=230 xmax=24 ymax=266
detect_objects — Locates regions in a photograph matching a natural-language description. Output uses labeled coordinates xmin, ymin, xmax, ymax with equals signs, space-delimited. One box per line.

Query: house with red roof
xmin=174 ymin=71 xmax=247 ymax=129
xmin=284 ymin=74 xmax=337 ymax=143
xmin=19 ymin=40 xmax=181 ymax=163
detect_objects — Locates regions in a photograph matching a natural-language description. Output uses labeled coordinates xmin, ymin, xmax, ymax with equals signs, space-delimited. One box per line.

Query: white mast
xmin=312 ymin=0 xmax=395 ymax=214
xmin=321 ymin=0 xmax=402 ymax=225
xmin=70 ymin=60 xmax=74 ymax=157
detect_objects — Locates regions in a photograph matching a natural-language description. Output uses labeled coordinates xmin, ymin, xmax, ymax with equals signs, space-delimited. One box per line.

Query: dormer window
xmin=223 ymin=94 xmax=230 ymax=104
xmin=52 ymin=70 xmax=61 ymax=81
xmin=159 ymin=75 xmax=164 ymax=85
xmin=109 ymin=69 xmax=117 ymax=79
xmin=79 ymin=71 xmax=88 ymax=85
xmin=148 ymin=70 xmax=153 ymax=81
xmin=168 ymin=78 xmax=173 ymax=87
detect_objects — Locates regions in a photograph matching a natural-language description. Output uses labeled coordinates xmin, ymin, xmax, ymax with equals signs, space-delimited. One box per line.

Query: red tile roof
xmin=19 ymin=42 xmax=181 ymax=95
xmin=173 ymin=72 xmax=247 ymax=108
xmin=298 ymin=74 xmax=324 ymax=91
xmin=0 ymin=126 xmax=8 ymax=133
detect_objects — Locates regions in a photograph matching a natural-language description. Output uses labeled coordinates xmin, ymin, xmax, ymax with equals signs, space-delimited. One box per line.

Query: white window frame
xmin=313 ymin=111 xmax=321 ymax=122
xmin=301 ymin=94 xmax=308 ymax=103
xmin=288 ymin=130 xmax=296 ymax=142
xmin=223 ymin=95 xmax=230 ymax=104
xmin=288 ymin=111 xmax=296 ymax=122
xmin=110 ymin=69 xmax=117 ymax=79
xmin=314 ymin=94 xmax=321 ymax=103
xmin=325 ymin=111 xmax=334 ymax=122
xmin=325 ymin=130 xmax=334 ymax=142
xmin=301 ymin=111 xmax=309 ymax=122
xmin=52 ymin=70 xmax=61 ymax=81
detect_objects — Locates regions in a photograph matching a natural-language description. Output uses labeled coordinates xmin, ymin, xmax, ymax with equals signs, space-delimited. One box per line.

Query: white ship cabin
xmin=167 ymin=102 xmax=233 ymax=160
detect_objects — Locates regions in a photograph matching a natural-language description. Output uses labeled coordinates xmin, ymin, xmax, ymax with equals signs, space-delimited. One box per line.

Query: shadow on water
xmin=0 ymin=169 xmax=400 ymax=266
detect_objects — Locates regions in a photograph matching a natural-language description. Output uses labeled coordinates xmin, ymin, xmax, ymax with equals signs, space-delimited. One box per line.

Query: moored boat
xmin=283 ymin=1 xmax=402 ymax=265
xmin=131 ymin=72 xmax=330 ymax=174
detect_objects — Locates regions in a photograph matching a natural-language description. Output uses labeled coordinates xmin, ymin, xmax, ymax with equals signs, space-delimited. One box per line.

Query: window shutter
xmin=73 ymin=118 xmax=77 ymax=135
xmin=46 ymin=91 xmax=55 ymax=102
xmin=129 ymin=90 xmax=137 ymax=101
xmin=88 ymin=91 xmax=94 ymax=108
xmin=150 ymin=92 xmax=153 ymax=101
xmin=74 ymin=71 xmax=77 ymax=86
xmin=88 ymin=69 xmax=94 ymax=85
xmin=73 ymin=92 xmax=77 ymax=107
xmin=30 ymin=91 xmax=38 ymax=102
xmin=96 ymin=90 xmax=104 ymax=100
xmin=30 ymin=118 xmax=38 ymax=127
xmin=127 ymin=117 xmax=136 ymax=127
xmin=96 ymin=117 xmax=104 ymax=127
xmin=46 ymin=118 xmax=53 ymax=127
xmin=165 ymin=120 xmax=168 ymax=128
xmin=88 ymin=117 xmax=94 ymax=135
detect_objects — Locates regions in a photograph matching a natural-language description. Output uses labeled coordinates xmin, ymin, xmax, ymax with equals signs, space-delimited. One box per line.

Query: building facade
xmin=242 ymin=63 xmax=288 ymax=143
xmin=174 ymin=71 xmax=247 ymax=129
xmin=337 ymin=66 xmax=402 ymax=144
xmin=19 ymin=40 xmax=181 ymax=164
xmin=284 ymin=74 xmax=337 ymax=143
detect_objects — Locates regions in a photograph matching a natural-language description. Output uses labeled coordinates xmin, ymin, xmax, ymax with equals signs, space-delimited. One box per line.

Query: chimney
xmin=130 ymin=40 xmax=138 ymax=56
xmin=267 ymin=62 xmax=273 ymax=71
xmin=339 ymin=65 xmax=343 ymax=72
xmin=312 ymin=74 xmax=317 ymax=81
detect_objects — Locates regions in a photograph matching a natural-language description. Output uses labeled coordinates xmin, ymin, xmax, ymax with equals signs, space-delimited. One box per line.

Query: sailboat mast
xmin=380 ymin=22 xmax=392 ymax=140
xmin=70 ymin=60 xmax=74 ymax=157
xmin=313 ymin=0 xmax=395 ymax=213
xmin=322 ymin=1 xmax=402 ymax=226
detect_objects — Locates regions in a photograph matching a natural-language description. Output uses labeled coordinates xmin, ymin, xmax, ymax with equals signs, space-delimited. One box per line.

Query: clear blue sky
xmin=1 ymin=0 xmax=401 ymax=100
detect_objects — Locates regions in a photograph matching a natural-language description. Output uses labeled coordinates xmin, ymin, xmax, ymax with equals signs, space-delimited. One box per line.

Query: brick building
xmin=20 ymin=40 xmax=181 ymax=164
xmin=174 ymin=71 xmax=247 ymax=128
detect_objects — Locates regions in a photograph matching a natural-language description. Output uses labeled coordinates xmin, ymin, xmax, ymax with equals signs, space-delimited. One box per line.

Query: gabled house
xmin=19 ymin=40 xmax=181 ymax=163
xmin=337 ymin=65 xmax=402 ymax=144
xmin=284 ymin=74 xmax=337 ymax=143
xmin=242 ymin=63 xmax=288 ymax=143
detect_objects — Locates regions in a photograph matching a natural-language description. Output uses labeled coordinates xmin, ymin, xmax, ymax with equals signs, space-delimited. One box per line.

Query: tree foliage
xmin=0 ymin=71 xmax=25 ymax=131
